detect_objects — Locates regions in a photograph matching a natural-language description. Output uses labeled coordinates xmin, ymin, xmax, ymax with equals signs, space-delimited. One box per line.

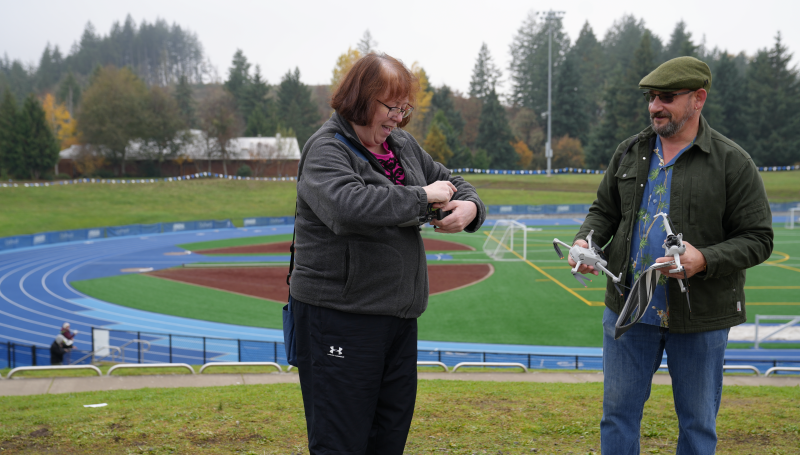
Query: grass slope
xmin=71 ymin=274 xmax=284 ymax=328
xmin=2 ymin=172 xmax=797 ymax=237
xmin=1 ymin=381 xmax=798 ymax=454
xmin=177 ymin=234 xmax=293 ymax=251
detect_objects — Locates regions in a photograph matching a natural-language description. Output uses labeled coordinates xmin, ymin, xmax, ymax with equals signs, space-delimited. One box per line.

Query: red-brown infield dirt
xmin=148 ymin=263 xmax=493 ymax=302
xmin=194 ymin=238 xmax=475 ymax=255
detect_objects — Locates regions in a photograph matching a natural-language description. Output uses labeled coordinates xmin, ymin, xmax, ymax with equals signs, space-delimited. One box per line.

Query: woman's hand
xmin=430 ymin=200 xmax=477 ymax=233
xmin=423 ymin=181 xmax=457 ymax=203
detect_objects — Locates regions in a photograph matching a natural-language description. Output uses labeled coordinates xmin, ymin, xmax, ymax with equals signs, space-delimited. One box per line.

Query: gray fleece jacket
xmin=289 ymin=113 xmax=486 ymax=319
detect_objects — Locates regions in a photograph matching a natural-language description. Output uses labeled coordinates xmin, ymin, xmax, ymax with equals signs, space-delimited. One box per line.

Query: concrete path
xmin=1 ymin=372 xmax=798 ymax=397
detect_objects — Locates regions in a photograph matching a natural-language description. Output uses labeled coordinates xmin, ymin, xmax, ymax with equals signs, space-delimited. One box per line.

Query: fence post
xmin=528 ymin=354 xmax=531 ymax=369
xmin=238 ymin=339 xmax=242 ymax=362
xmin=169 ymin=334 xmax=173 ymax=363
xmin=575 ymin=355 xmax=579 ymax=370
xmin=10 ymin=343 xmax=15 ymax=369
xmin=203 ymin=337 xmax=206 ymax=364
xmin=138 ymin=331 xmax=142 ymax=363
xmin=273 ymin=342 xmax=277 ymax=363
xmin=32 ymin=345 xmax=37 ymax=366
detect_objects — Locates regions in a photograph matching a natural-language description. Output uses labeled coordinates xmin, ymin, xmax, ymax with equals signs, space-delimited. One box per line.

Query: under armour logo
xmin=328 ymin=346 xmax=344 ymax=358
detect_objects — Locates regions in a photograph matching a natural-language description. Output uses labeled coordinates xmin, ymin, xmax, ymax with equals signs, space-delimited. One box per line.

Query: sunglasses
xmin=643 ymin=90 xmax=696 ymax=104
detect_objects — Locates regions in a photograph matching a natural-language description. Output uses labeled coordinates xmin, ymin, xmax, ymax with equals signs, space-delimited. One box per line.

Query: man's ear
xmin=695 ymin=88 xmax=708 ymax=110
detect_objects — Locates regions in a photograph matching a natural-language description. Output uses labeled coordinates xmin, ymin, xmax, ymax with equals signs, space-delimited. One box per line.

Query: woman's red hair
xmin=330 ymin=53 xmax=418 ymax=128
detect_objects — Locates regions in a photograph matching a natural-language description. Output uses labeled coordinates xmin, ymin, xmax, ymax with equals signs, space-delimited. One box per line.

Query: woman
xmin=289 ymin=53 xmax=486 ymax=453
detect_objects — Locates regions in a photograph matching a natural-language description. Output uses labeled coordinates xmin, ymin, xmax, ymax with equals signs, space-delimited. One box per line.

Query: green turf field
xmin=71 ymin=225 xmax=800 ymax=348
xmin=2 ymin=171 xmax=797 ymax=237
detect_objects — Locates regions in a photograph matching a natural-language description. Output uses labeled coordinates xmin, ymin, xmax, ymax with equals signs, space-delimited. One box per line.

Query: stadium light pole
xmin=538 ymin=10 xmax=565 ymax=177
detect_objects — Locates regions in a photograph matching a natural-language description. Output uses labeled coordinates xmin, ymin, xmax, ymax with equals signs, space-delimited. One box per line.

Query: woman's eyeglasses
xmin=376 ymin=100 xmax=414 ymax=119
xmin=643 ymin=90 xmax=695 ymax=104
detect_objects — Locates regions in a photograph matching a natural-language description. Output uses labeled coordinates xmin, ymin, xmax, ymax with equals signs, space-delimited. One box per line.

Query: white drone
xmin=654 ymin=212 xmax=689 ymax=295
xmin=553 ymin=230 xmax=625 ymax=296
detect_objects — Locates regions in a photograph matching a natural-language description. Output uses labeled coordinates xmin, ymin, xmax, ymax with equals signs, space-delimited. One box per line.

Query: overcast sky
xmin=3 ymin=0 xmax=797 ymax=95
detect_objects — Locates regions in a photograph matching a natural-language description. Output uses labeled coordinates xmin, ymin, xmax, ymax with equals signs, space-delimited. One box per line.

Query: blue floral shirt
xmin=627 ymin=136 xmax=693 ymax=327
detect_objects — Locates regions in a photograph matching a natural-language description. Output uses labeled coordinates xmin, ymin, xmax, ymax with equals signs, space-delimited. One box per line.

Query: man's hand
xmin=655 ymin=241 xmax=706 ymax=278
xmin=568 ymin=240 xmax=599 ymax=276
xmin=430 ymin=200 xmax=477 ymax=233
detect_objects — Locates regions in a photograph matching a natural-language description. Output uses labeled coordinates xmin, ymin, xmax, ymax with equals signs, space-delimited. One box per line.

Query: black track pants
xmin=293 ymin=298 xmax=418 ymax=455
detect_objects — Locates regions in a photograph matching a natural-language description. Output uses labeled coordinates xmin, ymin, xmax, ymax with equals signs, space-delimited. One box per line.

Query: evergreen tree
xmin=35 ymin=44 xmax=63 ymax=92
xmin=276 ymin=68 xmax=319 ymax=147
xmin=472 ymin=148 xmax=491 ymax=169
xmin=12 ymin=94 xmax=60 ymax=179
xmin=552 ymin=49 xmax=591 ymax=145
xmin=601 ymin=15 xmax=662 ymax=75
xmin=357 ymin=30 xmax=378 ymax=55
xmin=663 ymin=20 xmax=697 ymax=62
xmin=571 ymin=22 xmax=604 ymax=122
xmin=509 ymin=12 xmax=570 ymax=114
xmin=431 ymin=85 xmax=465 ymax=136
xmin=245 ymin=105 xmax=272 ymax=137
xmin=56 ymin=72 xmax=82 ymax=116
xmin=469 ymin=43 xmax=502 ymax=99
xmin=174 ymin=74 xmax=197 ymax=129
xmin=476 ymin=89 xmax=517 ymax=169
xmin=703 ymin=52 xmax=745 ymax=140
xmin=224 ymin=49 xmax=252 ymax=120
xmin=743 ymin=34 xmax=800 ymax=166
xmin=243 ymin=65 xmax=274 ymax=134
xmin=0 ymin=89 xmax=20 ymax=177
xmin=430 ymin=110 xmax=467 ymax=168
xmin=585 ymin=31 xmax=655 ymax=168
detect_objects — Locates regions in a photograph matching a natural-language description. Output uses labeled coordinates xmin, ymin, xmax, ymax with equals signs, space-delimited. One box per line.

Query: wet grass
xmin=1 ymin=381 xmax=798 ymax=454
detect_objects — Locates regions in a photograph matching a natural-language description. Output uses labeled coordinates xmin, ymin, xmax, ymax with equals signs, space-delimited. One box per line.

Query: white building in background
xmin=58 ymin=130 xmax=302 ymax=177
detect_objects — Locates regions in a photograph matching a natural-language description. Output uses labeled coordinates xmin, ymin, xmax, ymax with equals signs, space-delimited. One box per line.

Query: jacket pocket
xmin=688 ymin=272 xmax=742 ymax=321
xmin=341 ymin=240 xmax=404 ymax=306
xmin=615 ymin=165 xmax=638 ymax=214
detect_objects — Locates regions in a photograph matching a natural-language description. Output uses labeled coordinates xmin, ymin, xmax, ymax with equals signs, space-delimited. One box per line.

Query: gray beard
xmin=651 ymin=105 xmax=694 ymax=138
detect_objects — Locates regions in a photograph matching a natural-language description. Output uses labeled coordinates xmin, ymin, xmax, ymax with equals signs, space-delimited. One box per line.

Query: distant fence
xmin=0 ymin=172 xmax=297 ymax=189
xmin=5 ymin=334 xmax=800 ymax=375
xmin=486 ymin=202 xmax=800 ymax=217
xmin=0 ymin=219 xmax=235 ymax=252
xmin=450 ymin=165 xmax=800 ymax=175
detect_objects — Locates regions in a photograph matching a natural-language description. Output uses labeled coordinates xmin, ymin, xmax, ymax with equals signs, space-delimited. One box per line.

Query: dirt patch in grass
xmin=148 ymin=263 xmax=493 ymax=302
xmin=193 ymin=238 xmax=475 ymax=255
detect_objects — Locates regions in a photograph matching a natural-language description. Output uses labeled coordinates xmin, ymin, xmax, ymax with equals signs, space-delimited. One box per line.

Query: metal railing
xmin=754 ymin=315 xmax=800 ymax=348
xmin=4 ymin=335 xmax=799 ymax=375
xmin=7 ymin=365 xmax=102 ymax=378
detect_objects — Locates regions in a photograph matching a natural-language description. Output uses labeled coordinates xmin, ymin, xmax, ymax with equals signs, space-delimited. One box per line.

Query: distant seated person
xmin=50 ymin=334 xmax=73 ymax=365
xmin=60 ymin=322 xmax=78 ymax=340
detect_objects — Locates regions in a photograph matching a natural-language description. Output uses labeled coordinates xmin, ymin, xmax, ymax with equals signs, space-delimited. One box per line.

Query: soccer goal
xmin=786 ymin=206 xmax=800 ymax=229
xmin=483 ymin=220 xmax=530 ymax=261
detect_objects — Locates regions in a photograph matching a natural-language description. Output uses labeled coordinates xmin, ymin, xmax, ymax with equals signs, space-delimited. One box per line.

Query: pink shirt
xmin=371 ymin=142 xmax=405 ymax=186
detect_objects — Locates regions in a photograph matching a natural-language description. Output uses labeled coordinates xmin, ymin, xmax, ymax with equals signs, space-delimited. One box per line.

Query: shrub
xmin=236 ymin=165 xmax=253 ymax=177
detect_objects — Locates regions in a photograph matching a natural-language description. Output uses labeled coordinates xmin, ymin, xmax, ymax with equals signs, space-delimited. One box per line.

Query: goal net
xmin=786 ymin=206 xmax=800 ymax=229
xmin=483 ymin=220 xmax=529 ymax=261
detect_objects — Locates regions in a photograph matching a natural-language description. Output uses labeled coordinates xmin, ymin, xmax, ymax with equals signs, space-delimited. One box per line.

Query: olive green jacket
xmin=575 ymin=115 xmax=773 ymax=333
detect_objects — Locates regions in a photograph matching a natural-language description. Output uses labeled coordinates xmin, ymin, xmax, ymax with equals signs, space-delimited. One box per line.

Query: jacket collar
xmin=638 ymin=114 xmax=712 ymax=154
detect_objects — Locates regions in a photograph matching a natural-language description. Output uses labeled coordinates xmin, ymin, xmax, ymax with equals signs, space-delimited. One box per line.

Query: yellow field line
xmin=747 ymin=302 xmax=800 ymax=306
xmin=764 ymin=251 xmax=800 ymax=273
xmin=484 ymin=231 xmax=597 ymax=306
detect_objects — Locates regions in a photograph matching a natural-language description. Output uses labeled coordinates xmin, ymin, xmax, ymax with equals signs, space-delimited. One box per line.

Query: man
xmin=570 ymin=56 xmax=773 ymax=453
xmin=50 ymin=335 xmax=72 ymax=365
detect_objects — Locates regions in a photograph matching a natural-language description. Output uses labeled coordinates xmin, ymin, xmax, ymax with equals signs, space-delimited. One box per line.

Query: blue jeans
xmin=601 ymin=308 xmax=729 ymax=454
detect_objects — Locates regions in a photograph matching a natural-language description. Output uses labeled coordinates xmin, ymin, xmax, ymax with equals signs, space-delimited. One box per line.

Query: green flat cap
xmin=639 ymin=56 xmax=712 ymax=93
